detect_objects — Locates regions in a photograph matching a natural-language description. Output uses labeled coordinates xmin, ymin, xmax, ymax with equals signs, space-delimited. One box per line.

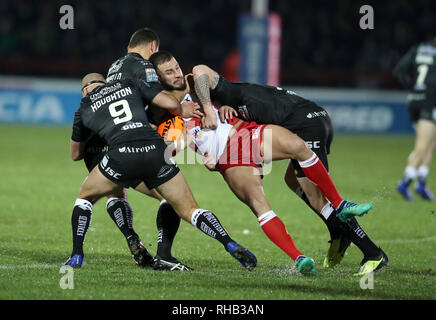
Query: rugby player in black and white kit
xmin=190 ymin=65 xmax=388 ymax=276
xmin=63 ymin=73 xmax=257 ymax=270
xmin=394 ymin=37 xmax=436 ymax=201
xmin=67 ymin=28 xmax=196 ymax=270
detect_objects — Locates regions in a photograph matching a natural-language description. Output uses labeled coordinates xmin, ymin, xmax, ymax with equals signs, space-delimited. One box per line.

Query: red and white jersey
xmin=182 ymin=94 xmax=233 ymax=162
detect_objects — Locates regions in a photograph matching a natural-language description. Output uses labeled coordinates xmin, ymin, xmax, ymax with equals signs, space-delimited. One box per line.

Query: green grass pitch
xmin=0 ymin=125 xmax=435 ymax=300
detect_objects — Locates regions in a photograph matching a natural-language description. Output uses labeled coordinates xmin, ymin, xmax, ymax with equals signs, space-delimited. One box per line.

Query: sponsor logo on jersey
xmin=192 ymin=127 xmax=203 ymax=139
xmin=86 ymin=145 xmax=108 ymax=154
xmin=145 ymin=68 xmax=158 ymax=82
xmin=118 ymin=144 xmax=156 ymax=153
xmin=121 ymin=122 xmax=144 ymax=130
xmin=108 ymin=60 xmax=123 ymax=74
xmin=89 ymin=83 xmax=122 ymax=102
xmin=306 ymin=110 xmax=327 ymax=119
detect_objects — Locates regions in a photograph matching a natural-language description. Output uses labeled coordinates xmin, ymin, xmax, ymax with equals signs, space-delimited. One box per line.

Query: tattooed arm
xmin=192 ymin=64 xmax=220 ymax=130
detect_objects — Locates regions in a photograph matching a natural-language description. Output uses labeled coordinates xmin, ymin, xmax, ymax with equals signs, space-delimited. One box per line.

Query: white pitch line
xmin=376 ymin=236 xmax=436 ymax=244
xmin=0 ymin=263 xmax=59 ymax=270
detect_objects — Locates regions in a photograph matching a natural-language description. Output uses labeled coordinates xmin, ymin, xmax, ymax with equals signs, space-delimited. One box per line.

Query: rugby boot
xmin=226 ymin=241 xmax=257 ymax=270
xmin=323 ymin=234 xmax=351 ymax=268
xmin=336 ymin=200 xmax=372 ymax=222
xmin=397 ymin=181 xmax=413 ymax=201
xmin=415 ymin=183 xmax=434 ymax=201
xmin=295 ymin=255 xmax=317 ymax=276
xmin=63 ymin=254 xmax=83 ymax=268
xmin=354 ymin=249 xmax=389 ymax=276
xmin=126 ymin=234 xmax=154 ymax=268
xmin=152 ymin=255 xmax=192 ymax=271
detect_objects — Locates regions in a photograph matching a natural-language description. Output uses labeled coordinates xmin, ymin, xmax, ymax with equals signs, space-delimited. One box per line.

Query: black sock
xmin=71 ymin=199 xmax=93 ymax=257
xmin=106 ymin=198 xmax=136 ymax=239
xmin=297 ymin=187 xmax=340 ymax=239
xmin=191 ymin=209 xmax=233 ymax=248
xmin=156 ymin=201 xmax=181 ymax=259
xmin=296 ymin=188 xmax=381 ymax=258
xmin=343 ymin=217 xmax=381 ymax=258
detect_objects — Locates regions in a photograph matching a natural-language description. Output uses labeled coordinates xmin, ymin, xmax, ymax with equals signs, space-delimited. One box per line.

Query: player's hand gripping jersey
xmin=159 ymin=94 xmax=266 ymax=174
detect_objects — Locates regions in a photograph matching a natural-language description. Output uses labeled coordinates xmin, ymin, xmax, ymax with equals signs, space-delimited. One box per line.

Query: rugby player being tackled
xmin=150 ymin=51 xmax=388 ymax=276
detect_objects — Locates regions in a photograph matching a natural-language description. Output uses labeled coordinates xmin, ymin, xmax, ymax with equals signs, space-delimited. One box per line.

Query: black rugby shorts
xmin=98 ymin=139 xmax=179 ymax=189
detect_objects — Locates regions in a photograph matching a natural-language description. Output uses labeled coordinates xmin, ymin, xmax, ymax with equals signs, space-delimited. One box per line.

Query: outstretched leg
xmin=262 ymin=124 xmax=372 ymax=221
xmin=148 ymin=171 xmax=257 ymax=269
xmin=285 ymin=160 xmax=388 ymax=274
xmin=222 ymin=166 xmax=316 ymax=275
xmin=135 ymin=183 xmax=187 ymax=270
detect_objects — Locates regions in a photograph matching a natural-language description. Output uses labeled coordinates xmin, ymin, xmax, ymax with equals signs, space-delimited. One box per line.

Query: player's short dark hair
xmin=149 ymin=50 xmax=174 ymax=68
xmin=128 ymin=28 xmax=160 ymax=48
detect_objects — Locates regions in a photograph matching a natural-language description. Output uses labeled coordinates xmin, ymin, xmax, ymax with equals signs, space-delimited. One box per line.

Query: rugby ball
xmin=156 ymin=115 xmax=184 ymax=141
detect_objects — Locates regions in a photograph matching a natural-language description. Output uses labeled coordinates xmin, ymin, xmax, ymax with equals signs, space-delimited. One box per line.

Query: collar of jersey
xmin=128 ymin=52 xmax=144 ymax=59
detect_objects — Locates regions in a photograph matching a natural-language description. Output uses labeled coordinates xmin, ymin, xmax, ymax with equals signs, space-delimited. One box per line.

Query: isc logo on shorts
xmin=306 ymin=141 xmax=320 ymax=149
xmin=100 ymin=155 xmax=122 ymax=179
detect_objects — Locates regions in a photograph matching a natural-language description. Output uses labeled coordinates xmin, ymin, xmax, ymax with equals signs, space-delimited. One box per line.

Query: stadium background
xmin=0 ymin=0 xmax=435 ymax=302
xmin=2 ymin=0 xmax=435 ymax=132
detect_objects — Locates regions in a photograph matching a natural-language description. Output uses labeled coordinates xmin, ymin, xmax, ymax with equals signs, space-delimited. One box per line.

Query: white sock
xmin=298 ymin=152 xmax=319 ymax=168
xmin=257 ymin=210 xmax=277 ymax=227
xmin=320 ymin=202 xmax=334 ymax=220
xmin=404 ymin=166 xmax=417 ymax=181
xmin=190 ymin=208 xmax=206 ymax=226
xmin=106 ymin=197 xmax=121 ymax=209
xmin=74 ymin=198 xmax=93 ymax=211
